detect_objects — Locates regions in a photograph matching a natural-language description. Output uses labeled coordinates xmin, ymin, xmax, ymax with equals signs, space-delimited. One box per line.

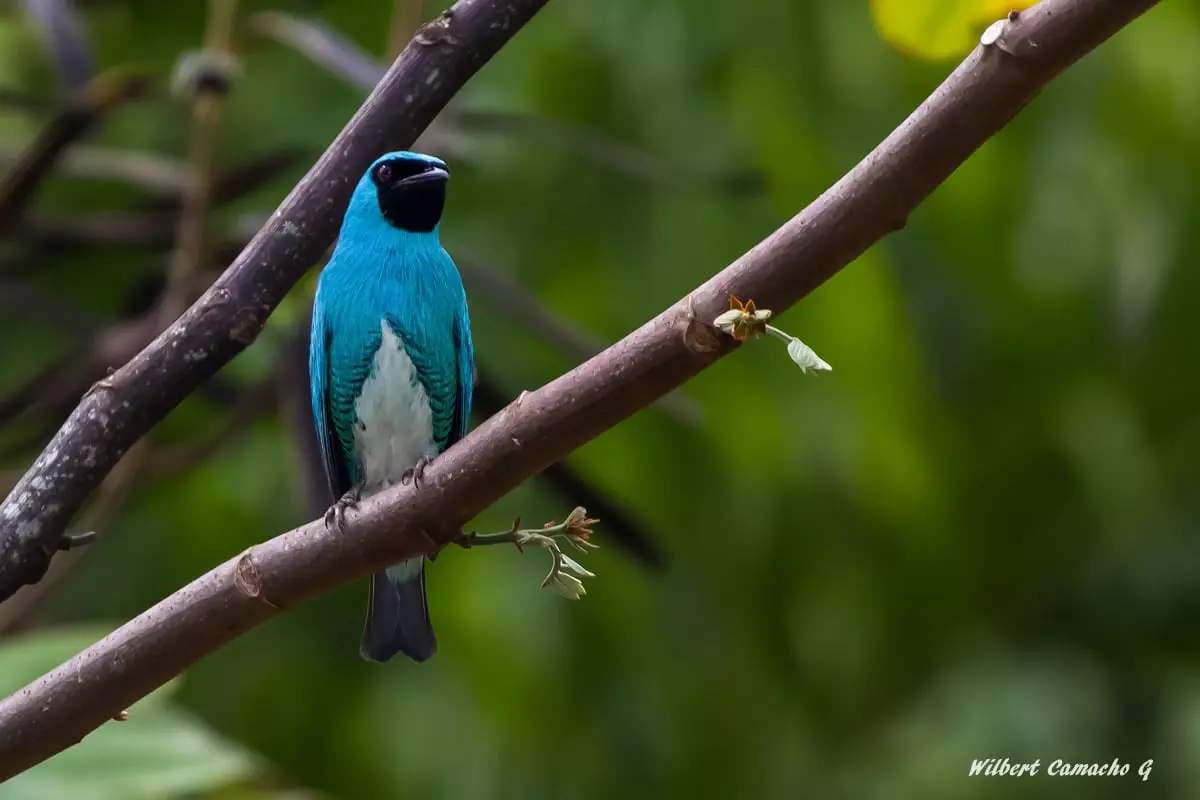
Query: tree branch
xmin=0 ymin=0 xmax=557 ymax=601
xmin=0 ymin=0 xmax=1158 ymax=777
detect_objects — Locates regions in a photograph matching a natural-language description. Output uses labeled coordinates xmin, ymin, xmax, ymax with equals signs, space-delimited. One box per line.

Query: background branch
xmin=160 ymin=0 xmax=238 ymax=319
xmin=20 ymin=0 xmax=94 ymax=92
xmin=0 ymin=68 xmax=148 ymax=232
xmin=0 ymin=0 xmax=557 ymax=601
xmin=0 ymin=0 xmax=1159 ymax=779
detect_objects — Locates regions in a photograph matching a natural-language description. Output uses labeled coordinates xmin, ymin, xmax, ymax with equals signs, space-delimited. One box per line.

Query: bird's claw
xmin=323 ymin=485 xmax=362 ymax=531
xmin=400 ymin=457 xmax=432 ymax=489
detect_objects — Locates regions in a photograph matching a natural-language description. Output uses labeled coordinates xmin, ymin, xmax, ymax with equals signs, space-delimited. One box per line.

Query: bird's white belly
xmin=354 ymin=321 xmax=436 ymax=495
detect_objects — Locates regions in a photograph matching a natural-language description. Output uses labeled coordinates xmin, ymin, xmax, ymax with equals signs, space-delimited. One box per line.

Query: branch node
xmin=413 ymin=11 xmax=462 ymax=48
xmin=678 ymin=295 xmax=725 ymax=355
xmin=170 ymin=50 xmax=241 ymax=99
xmin=980 ymin=14 xmax=1038 ymax=58
xmin=229 ymin=306 xmax=266 ymax=344
xmin=233 ymin=551 xmax=277 ymax=608
xmin=85 ymin=373 xmax=117 ymax=399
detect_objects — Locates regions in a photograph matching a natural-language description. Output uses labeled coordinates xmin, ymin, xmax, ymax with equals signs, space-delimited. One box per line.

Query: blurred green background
xmin=0 ymin=0 xmax=1194 ymax=797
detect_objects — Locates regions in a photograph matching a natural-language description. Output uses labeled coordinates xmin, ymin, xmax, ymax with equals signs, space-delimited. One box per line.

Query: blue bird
xmin=309 ymin=150 xmax=473 ymax=663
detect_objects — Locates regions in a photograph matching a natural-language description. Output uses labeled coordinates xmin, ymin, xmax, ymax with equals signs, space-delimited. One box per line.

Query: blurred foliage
xmin=0 ymin=627 xmax=271 ymax=799
xmin=870 ymin=0 xmax=1038 ymax=61
xmin=0 ymin=0 xmax=1196 ymax=798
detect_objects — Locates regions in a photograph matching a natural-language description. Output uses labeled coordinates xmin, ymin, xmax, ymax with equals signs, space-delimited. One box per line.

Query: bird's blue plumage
xmin=309 ymin=150 xmax=473 ymax=663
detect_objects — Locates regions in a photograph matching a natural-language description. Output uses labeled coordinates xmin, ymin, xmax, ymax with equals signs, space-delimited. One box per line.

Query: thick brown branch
xmin=0 ymin=0 xmax=1158 ymax=778
xmin=0 ymin=0 xmax=556 ymax=601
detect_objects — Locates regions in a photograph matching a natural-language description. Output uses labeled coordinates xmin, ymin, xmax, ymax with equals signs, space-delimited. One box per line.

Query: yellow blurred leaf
xmin=871 ymin=0 xmax=1038 ymax=61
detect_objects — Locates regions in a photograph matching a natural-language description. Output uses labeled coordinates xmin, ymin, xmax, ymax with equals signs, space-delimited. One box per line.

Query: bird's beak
xmin=399 ymin=166 xmax=449 ymax=187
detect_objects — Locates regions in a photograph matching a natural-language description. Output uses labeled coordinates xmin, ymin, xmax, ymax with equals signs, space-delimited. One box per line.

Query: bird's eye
xmin=375 ymin=163 xmax=393 ymax=183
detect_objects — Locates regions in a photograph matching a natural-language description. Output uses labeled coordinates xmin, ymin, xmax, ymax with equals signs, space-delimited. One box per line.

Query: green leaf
xmin=785 ymin=337 xmax=832 ymax=374
xmin=0 ymin=626 xmax=261 ymax=800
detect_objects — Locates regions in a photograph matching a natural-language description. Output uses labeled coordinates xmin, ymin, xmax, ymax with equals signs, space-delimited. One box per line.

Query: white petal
xmin=548 ymin=572 xmax=586 ymax=600
xmin=786 ymin=338 xmax=832 ymax=373
xmin=712 ymin=310 xmax=743 ymax=333
xmin=980 ymin=18 xmax=1006 ymax=47
xmin=560 ymin=554 xmax=595 ymax=579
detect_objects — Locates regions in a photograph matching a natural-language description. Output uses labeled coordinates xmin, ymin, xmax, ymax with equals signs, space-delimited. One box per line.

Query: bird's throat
xmin=376 ymin=181 xmax=446 ymax=233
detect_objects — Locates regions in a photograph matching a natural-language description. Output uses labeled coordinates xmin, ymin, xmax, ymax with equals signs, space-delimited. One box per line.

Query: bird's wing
xmin=309 ymin=287 xmax=352 ymax=500
xmin=449 ymin=301 xmax=475 ymax=448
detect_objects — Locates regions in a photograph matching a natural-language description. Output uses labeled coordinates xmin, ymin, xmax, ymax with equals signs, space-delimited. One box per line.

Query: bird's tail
xmin=360 ymin=557 xmax=436 ymax=663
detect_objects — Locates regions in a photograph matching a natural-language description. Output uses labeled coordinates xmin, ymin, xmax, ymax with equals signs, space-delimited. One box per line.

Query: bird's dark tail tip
xmin=360 ymin=558 xmax=436 ymax=663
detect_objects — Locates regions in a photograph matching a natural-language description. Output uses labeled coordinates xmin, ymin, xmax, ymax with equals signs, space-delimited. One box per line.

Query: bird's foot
xmin=400 ymin=456 xmax=432 ymax=490
xmin=323 ymin=484 xmax=362 ymax=531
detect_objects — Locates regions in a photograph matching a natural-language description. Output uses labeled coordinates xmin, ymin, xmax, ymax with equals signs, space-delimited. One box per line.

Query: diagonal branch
xmin=0 ymin=0 xmax=557 ymax=602
xmin=0 ymin=0 xmax=1158 ymax=778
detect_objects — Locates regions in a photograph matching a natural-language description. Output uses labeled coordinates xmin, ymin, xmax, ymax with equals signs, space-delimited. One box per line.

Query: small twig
xmin=460 ymin=507 xmax=599 ymax=599
xmin=0 ymin=68 xmax=149 ymax=233
xmin=57 ymin=531 xmax=96 ymax=551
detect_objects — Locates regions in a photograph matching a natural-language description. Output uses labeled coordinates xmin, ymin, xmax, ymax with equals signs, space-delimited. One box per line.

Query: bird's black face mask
xmin=372 ymin=158 xmax=449 ymax=233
